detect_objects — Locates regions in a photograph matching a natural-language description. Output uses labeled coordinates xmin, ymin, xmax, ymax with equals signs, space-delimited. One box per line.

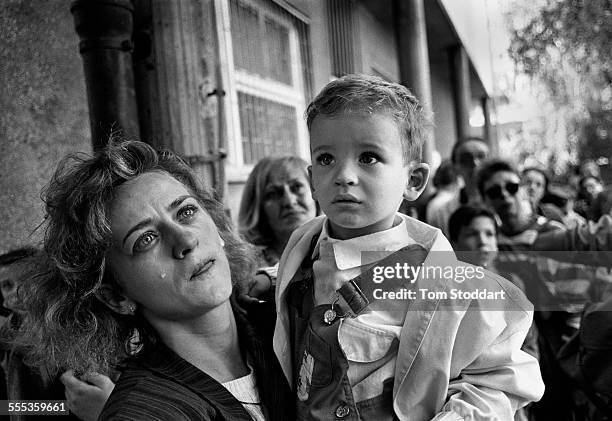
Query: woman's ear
xmin=97 ymin=284 xmax=137 ymax=316
xmin=403 ymin=163 xmax=430 ymax=201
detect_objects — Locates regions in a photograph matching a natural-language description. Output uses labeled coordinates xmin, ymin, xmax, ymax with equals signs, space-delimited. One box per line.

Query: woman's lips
xmin=280 ymin=209 xmax=305 ymax=219
xmin=191 ymin=259 xmax=215 ymax=279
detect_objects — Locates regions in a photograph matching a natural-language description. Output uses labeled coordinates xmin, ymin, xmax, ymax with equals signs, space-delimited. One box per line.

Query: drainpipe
xmin=71 ymin=0 xmax=139 ymax=150
xmin=395 ymin=0 xmax=434 ymax=165
xmin=449 ymin=45 xmax=471 ymax=143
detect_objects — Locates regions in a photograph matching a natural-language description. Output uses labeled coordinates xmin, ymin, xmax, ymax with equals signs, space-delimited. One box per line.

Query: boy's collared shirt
xmin=311 ymin=215 xmax=454 ymax=402
xmin=313 ymin=215 xmax=419 ymax=270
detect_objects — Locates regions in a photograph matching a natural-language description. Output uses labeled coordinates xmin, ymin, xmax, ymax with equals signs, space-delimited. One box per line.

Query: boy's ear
xmin=308 ymin=165 xmax=317 ymax=200
xmin=403 ymin=163 xmax=430 ymax=201
xmin=96 ymin=283 xmax=137 ymax=316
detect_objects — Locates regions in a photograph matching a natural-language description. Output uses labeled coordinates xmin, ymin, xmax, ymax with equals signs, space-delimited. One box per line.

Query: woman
xmin=18 ymin=140 xmax=293 ymax=420
xmin=575 ymin=174 xmax=605 ymax=220
xmin=521 ymin=166 xmax=565 ymax=224
xmin=238 ymin=157 xmax=317 ymax=267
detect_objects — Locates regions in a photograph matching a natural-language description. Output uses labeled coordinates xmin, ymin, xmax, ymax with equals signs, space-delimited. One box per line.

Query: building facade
xmin=0 ymin=0 xmax=499 ymax=250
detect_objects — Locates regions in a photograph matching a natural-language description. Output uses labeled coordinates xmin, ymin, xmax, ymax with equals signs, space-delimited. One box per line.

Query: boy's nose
xmin=172 ymin=228 xmax=198 ymax=259
xmin=334 ymin=162 xmax=357 ymax=186
xmin=478 ymin=233 xmax=489 ymax=246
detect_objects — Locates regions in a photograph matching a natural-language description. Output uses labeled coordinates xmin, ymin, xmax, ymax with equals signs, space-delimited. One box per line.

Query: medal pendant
xmin=323 ymin=308 xmax=337 ymax=324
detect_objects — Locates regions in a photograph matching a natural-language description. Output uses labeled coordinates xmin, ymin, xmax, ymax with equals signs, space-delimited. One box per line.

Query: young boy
xmin=448 ymin=205 xmax=500 ymax=270
xmin=273 ymin=74 xmax=543 ymax=420
xmin=448 ymin=205 xmax=539 ymax=359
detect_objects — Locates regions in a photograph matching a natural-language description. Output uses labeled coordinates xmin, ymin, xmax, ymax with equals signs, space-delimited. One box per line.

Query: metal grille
xmin=328 ymin=0 xmax=355 ymax=77
xmin=230 ymin=0 xmax=265 ymax=76
xmin=297 ymin=19 xmax=314 ymax=102
xmin=230 ymin=0 xmax=291 ymax=84
xmin=238 ymin=92 xmax=298 ymax=163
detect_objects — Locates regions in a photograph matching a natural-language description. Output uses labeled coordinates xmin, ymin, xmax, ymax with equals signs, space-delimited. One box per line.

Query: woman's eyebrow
xmin=122 ymin=218 xmax=152 ymax=246
xmin=122 ymin=195 xmax=197 ymax=246
xmin=168 ymin=195 xmax=195 ymax=209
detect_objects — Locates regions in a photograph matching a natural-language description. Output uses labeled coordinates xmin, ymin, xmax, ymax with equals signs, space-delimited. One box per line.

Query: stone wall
xmin=0 ymin=0 xmax=91 ymax=253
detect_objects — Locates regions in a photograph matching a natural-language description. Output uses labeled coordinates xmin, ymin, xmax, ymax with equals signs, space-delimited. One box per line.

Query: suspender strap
xmin=337 ymin=279 xmax=370 ymax=317
xmin=334 ymin=244 xmax=429 ymax=317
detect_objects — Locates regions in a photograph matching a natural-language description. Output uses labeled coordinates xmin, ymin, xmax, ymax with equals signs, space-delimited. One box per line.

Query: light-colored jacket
xmin=274 ymin=215 xmax=544 ymax=420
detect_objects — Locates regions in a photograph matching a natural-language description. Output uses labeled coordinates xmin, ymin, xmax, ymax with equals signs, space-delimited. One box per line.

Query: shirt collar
xmin=313 ymin=214 xmax=417 ymax=270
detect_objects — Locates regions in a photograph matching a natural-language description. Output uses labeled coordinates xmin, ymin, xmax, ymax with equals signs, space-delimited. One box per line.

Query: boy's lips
xmin=333 ymin=193 xmax=360 ymax=204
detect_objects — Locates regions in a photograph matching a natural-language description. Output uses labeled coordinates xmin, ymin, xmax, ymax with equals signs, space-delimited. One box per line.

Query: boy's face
xmin=309 ymin=113 xmax=428 ymax=240
xmin=453 ymin=216 xmax=498 ymax=267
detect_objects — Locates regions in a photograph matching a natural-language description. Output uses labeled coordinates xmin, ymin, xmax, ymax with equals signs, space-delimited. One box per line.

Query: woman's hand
xmin=235 ymin=273 xmax=272 ymax=313
xmin=60 ymin=370 xmax=115 ymax=421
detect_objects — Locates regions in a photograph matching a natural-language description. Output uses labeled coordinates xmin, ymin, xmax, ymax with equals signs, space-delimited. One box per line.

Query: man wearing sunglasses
xmin=477 ymin=160 xmax=558 ymax=239
xmin=477 ymin=159 xmax=610 ymax=420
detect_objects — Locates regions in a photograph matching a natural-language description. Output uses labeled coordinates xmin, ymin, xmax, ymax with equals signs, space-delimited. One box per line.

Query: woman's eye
xmin=134 ymin=232 xmax=157 ymax=253
xmin=291 ymin=182 xmax=305 ymax=194
xmin=316 ymin=153 xmax=334 ymax=166
xmin=178 ymin=205 xmax=198 ymax=221
xmin=359 ymin=152 xmax=380 ymax=165
xmin=264 ymin=190 xmax=281 ymax=201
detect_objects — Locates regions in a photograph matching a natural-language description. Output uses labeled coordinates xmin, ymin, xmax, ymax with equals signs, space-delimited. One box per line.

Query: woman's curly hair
xmin=17 ymin=139 xmax=255 ymax=378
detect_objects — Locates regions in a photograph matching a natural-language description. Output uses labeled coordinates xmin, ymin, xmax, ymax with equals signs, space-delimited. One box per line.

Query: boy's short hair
xmin=305 ymin=74 xmax=430 ymax=162
xmin=448 ymin=205 xmax=498 ymax=242
xmin=476 ymin=159 xmax=519 ymax=198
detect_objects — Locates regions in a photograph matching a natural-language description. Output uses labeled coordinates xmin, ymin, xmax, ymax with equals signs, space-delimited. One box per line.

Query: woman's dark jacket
xmin=99 ymin=310 xmax=293 ymax=420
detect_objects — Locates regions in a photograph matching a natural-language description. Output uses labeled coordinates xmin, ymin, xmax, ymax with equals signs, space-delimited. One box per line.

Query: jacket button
xmin=335 ymin=404 xmax=350 ymax=418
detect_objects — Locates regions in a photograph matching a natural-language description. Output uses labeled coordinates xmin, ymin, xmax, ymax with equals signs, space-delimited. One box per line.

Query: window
xmin=216 ymin=0 xmax=312 ymax=179
xmin=327 ymin=0 xmax=357 ymax=77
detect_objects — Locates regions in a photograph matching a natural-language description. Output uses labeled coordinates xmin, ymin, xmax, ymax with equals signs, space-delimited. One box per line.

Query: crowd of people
xmin=1 ymin=74 xmax=611 ymax=420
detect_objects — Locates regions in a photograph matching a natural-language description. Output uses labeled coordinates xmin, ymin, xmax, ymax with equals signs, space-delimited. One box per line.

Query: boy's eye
xmin=178 ymin=204 xmax=198 ymax=221
xmin=316 ymin=153 xmax=334 ymax=166
xmin=134 ymin=232 xmax=157 ymax=253
xmin=359 ymin=152 xmax=380 ymax=165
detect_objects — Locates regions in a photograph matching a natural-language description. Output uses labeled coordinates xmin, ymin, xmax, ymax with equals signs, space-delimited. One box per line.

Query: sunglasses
xmin=484 ymin=182 xmax=519 ymax=200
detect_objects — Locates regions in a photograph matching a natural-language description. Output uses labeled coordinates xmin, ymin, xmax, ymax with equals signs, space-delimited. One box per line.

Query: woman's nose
xmin=280 ymin=186 xmax=298 ymax=207
xmin=172 ymin=228 xmax=198 ymax=259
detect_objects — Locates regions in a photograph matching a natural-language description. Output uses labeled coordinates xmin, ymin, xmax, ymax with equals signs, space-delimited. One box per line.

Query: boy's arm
xmin=437 ymin=297 xmax=543 ymax=420
xmin=394 ymin=267 xmax=544 ymax=420
xmin=440 ymin=319 xmax=542 ymax=419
